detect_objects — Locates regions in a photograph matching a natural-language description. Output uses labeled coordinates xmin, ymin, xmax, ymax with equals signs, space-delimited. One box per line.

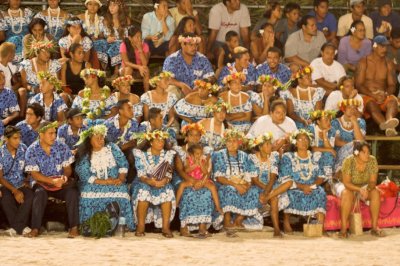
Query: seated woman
xmin=169 ymin=0 xmax=203 ymax=38
xmin=339 ymin=141 xmax=384 ymax=238
xmin=59 ymin=17 xmax=93 ymax=63
xmin=287 ymin=66 xmax=324 ymax=129
xmin=0 ymin=126 xmax=33 ymax=236
xmin=250 ymin=22 xmax=283 ymax=65
xmin=338 ymin=20 xmax=372 ymax=74
xmin=174 ymin=79 xmax=218 ymax=127
xmin=72 ymin=68 xmax=118 ymax=120
xmin=278 ymin=129 xmax=327 ymax=234
xmin=141 ymin=71 xmax=177 ymax=129
xmin=0 ymin=1 xmax=34 ymax=63
xmin=34 ymin=0 xmax=71 ymax=42
xmin=16 ymin=103 xmax=44 ymax=147
xmin=173 ymin=123 xmax=221 ymax=237
xmin=212 ymin=129 xmax=263 ymax=230
xmin=60 ymin=43 xmax=91 ymax=96
xmin=168 ymin=16 xmax=205 ymax=55
xmin=132 ymin=130 xmax=176 ymax=238
xmin=28 ymin=71 xmax=67 ymax=123
xmin=112 ymin=75 xmax=143 ymax=121
xmin=22 ymin=18 xmax=53 ymax=60
xmin=141 ymin=0 xmax=175 ymax=56
xmin=120 ymin=26 xmax=150 ymax=92
xmin=331 ymin=99 xmax=366 ymax=180
xmin=75 ymin=124 xmax=135 ymax=232
xmin=255 ymin=74 xmax=283 ymax=118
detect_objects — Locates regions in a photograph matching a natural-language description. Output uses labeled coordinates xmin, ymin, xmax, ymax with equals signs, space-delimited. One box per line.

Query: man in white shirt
xmin=0 ymin=42 xmax=17 ymax=89
xmin=207 ymin=0 xmax=251 ymax=58
xmin=337 ymin=0 xmax=373 ymax=39
xmin=310 ymin=42 xmax=346 ymax=96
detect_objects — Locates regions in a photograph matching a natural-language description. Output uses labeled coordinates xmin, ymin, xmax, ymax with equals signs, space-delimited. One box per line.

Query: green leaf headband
xmin=38 ymin=121 xmax=58 ymax=133
xmin=37 ymin=71 xmax=63 ymax=92
xmin=222 ymin=129 xmax=245 ymax=145
xmin=80 ymin=68 xmax=106 ymax=79
xmin=133 ymin=130 xmax=170 ymax=142
xmin=75 ymin=124 xmax=108 ymax=146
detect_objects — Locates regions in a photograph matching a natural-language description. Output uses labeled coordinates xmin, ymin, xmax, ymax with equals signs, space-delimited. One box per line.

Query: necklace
xmin=84 ymin=11 xmax=100 ymax=38
xmin=7 ymin=8 xmax=23 ymax=34
xmin=296 ymin=86 xmax=312 ymax=101
xmin=228 ymin=91 xmax=243 ymax=111
xmin=47 ymin=7 xmax=61 ymax=37
xmin=340 ymin=116 xmax=353 ymax=129
xmin=146 ymin=148 xmax=165 ymax=168
xmin=294 ymin=151 xmax=313 ymax=181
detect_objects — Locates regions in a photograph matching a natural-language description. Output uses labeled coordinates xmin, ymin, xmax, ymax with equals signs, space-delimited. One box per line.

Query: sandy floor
xmin=1 ymin=227 xmax=400 ymax=266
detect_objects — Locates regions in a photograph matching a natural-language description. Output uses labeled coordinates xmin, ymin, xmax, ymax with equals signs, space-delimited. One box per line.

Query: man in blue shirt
xmin=256 ymin=47 xmax=291 ymax=84
xmin=308 ymin=0 xmax=338 ymax=46
xmin=0 ymin=70 xmax=20 ymax=126
xmin=57 ymin=108 xmax=88 ymax=153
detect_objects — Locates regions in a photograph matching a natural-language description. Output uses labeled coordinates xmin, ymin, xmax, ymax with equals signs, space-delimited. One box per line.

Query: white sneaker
xmin=5 ymin=228 xmax=17 ymax=237
xmin=22 ymin=227 xmax=32 ymax=235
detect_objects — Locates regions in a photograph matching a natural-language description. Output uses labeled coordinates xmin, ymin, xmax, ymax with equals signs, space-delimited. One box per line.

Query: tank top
xmin=66 ymin=61 xmax=86 ymax=95
xmin=222 ymin=44 xmax=235 ymax=66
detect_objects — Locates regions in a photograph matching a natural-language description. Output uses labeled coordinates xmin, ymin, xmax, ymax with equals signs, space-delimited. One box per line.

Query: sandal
xmin=162 ymin=231 xmax=174 ymax=238
xmin=338 ymin=231 xmax=349 ymax=239
xmin=371 ymin=229 xmax=386 ymax=237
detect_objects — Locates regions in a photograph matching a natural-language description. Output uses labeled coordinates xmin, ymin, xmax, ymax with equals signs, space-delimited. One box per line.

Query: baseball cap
xmin=66 ymin=108 xmax=85 ymax=119
xmin=373 ymin=35 xmax=390 ymax=46
xmin=350 ymin=0 xmax=364 ymax=6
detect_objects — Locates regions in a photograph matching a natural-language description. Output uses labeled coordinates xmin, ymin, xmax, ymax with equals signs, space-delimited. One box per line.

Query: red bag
xmin=377 ymin=177 xmax=399 ymax=199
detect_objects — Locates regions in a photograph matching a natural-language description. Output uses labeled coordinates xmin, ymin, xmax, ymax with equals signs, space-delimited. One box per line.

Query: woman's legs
xmin=204 ymin=182 xmax=222 ymax=213
xmin=340 ymin=189 xmax=354 ymax=235
xmin=368 ymin=188 xmax=381 ymax=231
xmin=160 ymin=201 xmax=172 ymax=237
xmin=283 ymin=213 xmax=293 ymax=234
xmin=223 ymin=212 xmax=233 ymax=228
xmin=198 ymin=223 xmax=207 ymax=235
xmin=136 ymin=201 xmax=149 ymax=235
xmin=269 ymin=196 xmax=282 ymax=237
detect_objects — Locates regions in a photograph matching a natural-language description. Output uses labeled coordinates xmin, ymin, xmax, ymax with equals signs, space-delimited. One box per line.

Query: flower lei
xmin=81 ymin=86 xmax=111 ymax=119
xmin=181 ymin=123 xmax=206 ymax=136
xmin=205 ymin=99 xmax=232 ymax=114
xmin=149 ymin=71 xmax=174 ymax=88
xmin=309 ymin=110 xmax=337 ymax=121
xmin=257 ymin=75 xmax=282 ymax=88
xmin=66 ymin=19 xmax=82 ymax=26
xmin=248 ymin=132 xmax=273 ymax=149
xmin=84 ymin=10 xmax=100 ymax=38
xmin=178 ymin=35 xmax=202 ymax=44
xmin=37 ymin=71 xmax=63 ymax=92
xmin=27 ymin=40 xmax=57 ymax=58
xmin=290 ymin=129 xmax=314 ymax=145
xmin=338 ymin=99 xmax=362 ymax=109
xmin=222 ymin=129 xmax=245 ymax=145
xmin=75 ymin=124 xmax=108 ymax=146
xmin=294 ymin=66 xmax=313 ymax=80
xmin=38 ymin=121 xmax=58 ymax=133
xmin=112 ymin=75 xmax=134 ymax=88
xmin=80 ymin=68 xmax=106 ymax=79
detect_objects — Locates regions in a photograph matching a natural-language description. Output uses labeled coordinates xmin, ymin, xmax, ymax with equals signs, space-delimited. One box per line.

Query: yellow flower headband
xmin=338 ymin=99 xmax=362 ymax=109
xmin=257 ymin=75 xmax=282 ymax=88
xmin=290 ymin=129 xmax=314 ymax=145
xmin=178 ymin=35 xmax=202 ymax=44
xmin=309 ymin=110 xmax=337 ymax=121
xmin=222 ymin=129 xmax=245 ymax=145
xmin=37 ymin=71 xmax=62 ymax=92
xmin=205 ymin=99 xmax=232 ymax=114
xmin=294 ymin=66 xmax=313 ymax=79
xmin=80 ymin=68 xmax=106 ymax=79
xmin=222 ymin=71 xmax=246 ymax=85
xmin=193 ymin=80 xmax=220 ymax=94
xmin=28 ymin=40 xmax=57 ymax=57
xmin=142 ymin=130 xmax=170 ymax=141
xmin=149 ymin=71 xmax=174 ymax=88
xmin=112 ymin=75 xmax=134 ymax=88
xmin=181 ymin=123 xmax=206 ymax=137
xmin=38 ymin=121 xmax=58 ymax=133
xmin=248 ymin=132 xmax=273 ymax=149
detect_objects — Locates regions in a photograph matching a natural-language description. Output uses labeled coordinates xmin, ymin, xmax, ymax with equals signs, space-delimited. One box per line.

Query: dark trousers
xmin=0 ymin=186 xmax=33 ymax=234
xmin=144 ymin=39 xmax=169 ymax=56
xmin=31 ymin=185 xmax=79 ymax=230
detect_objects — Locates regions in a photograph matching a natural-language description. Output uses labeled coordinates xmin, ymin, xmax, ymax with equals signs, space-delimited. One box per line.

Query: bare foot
xmin=24 ymin=229 xmax=39 ymax=238
xmin=273 ymin=230 xmax=283 ymax=238
xmin=283 ymin=224 xmax=293 ymax=235
xmin=179 ymin=227 xmax=192 ymax=237
xmin=68 ymin=227 xmax=79 ymax=238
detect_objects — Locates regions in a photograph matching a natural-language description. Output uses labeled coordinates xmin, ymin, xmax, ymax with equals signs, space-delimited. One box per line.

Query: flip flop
xmin=370 ymin=229 xmax=386 ymax=237
xmin=192 ymin=233 xmax=207 ymax=239
xmin=226 ymin=230 xmax=239 ymax=238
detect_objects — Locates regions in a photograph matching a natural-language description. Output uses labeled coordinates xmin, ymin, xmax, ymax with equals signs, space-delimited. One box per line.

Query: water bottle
xmin=115 ymin=217 xmax=126 ymax=237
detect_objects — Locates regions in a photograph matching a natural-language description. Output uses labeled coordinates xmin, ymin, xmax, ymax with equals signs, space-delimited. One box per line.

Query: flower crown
xmin=178 ymin=35 xmax=202 ymax=44
xmin=338 ymin=99 xmax=362 ymax=108
xmin=39 ymin=121 xmax=58 ymax=133
xmin=80 ymin=68 xmax=106 ymax=79
xmin=181 ymin=123 xmax=206 ymax=136
xmin=76 ymin=124 xmax=108 ymax=146
xmin=205 ymin=99 xmax=232 ymax=114
xmin=142 ymin=130 xmax=170 ymax=141
xmin=149 ymin=71 xmax=174 ymax=87
xmin=66 ymin=19 xmax=82 ymax=26
xmin=193 ymin=80 xmax=220 ymax=94
xmin=27 ymin=40 xmax=57 ymax=57
xmin=222 ymin=129 xmax=245 ymax=144
xmin=248 ymin=132 xmax=274 ymax=149
xmin=309 ymin=110 xmax=337 ymax=121
xmin=222 ymin=65 xmax=246 ymax=85
xmin=294 ymin=66 xmax=313 ymax=79
xmin=112 ymin=75 xmax=134 ymax=87
xmin=37 ymin=71 xmax=62 ymax=92
xmin=257 ymin=75 xmax=282 ymax=88
xmin=290 ymin=129 xmax=314 ymax=145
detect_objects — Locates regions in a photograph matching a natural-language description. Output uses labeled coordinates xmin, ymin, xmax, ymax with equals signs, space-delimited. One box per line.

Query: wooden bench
xmin=366 ymin=135 xmax=400 ymax=178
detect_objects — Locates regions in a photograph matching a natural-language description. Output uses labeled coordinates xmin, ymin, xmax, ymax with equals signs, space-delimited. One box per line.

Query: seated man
xmin=355 ymin=35 xmax=399 ymax=136
xmin=256 ymin=47 xmax=291 ymax=84
xmin=25 ymin=121 xmax=78 ymax=238
xmin=308 ymin=0 xmax=338 ymax=46
xmin=370 ymin=0 xmax=400 ymax=37
xmin=337 ymin=0 xmax=373 ymax=39
xmin=57 ymin=108 xmax=88 ymax=154
xmin=0 ymin=70 xmax=20 ymax=126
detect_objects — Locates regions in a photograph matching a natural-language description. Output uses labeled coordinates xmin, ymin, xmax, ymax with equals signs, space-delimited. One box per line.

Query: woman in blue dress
xmin=174 ymin=79 xmax=218 ymax=128
xmin=132 ymin=130 xmax=176 ymax=238
xmin=278 ymin=129 xmax=327 ymax=234
xmin=16 ymin=103 xmax=44 ymax=147
xmin=212 ymin=129 xmax=263 ymax=230
xmin=173 ymin=123 xmax=221 ymax=237
xmin=0 ymin=1 xmax=34 ymax=63
xmin=75 ymin=124 xmax=135 ymax=231
xmin=287 ymin=66 xmax=324 ymax=129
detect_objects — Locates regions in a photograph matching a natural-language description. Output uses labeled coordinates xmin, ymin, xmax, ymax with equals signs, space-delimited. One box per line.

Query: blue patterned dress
xmin=20 ymin=59 xmax=61 ymax=92
xmin=279 ymin=152 xmax=327 ymax=216
xmin=0 ymin=121 xmax=4 ymax=141
xmin=174 ymin=98 xmax=209 ymax=127
xmin=103 ymin=26 xmax=128 ymax=66
xmin=131 ymin=148 xmax=177 ymax=228
xmin=0 ymin=9 xmax=34 ymax=63
xmin=28 ymin=92 xmax=67 ymax=122
xmin=0 ymin=88 xmax=20 ymax=120
xmin=212 ymin=149 xmax=263 ymax=230
xmin=58 ymin=35 xmax=93 ymax=54
xmin=140 ymin=91 xmax=178 ymax=127
xmin=104 ymin=115 xmax=141 ymax=146
xmin=75 ymin=143 xmax=135 ymax=230
xmin=307 ymin=124 xmax=336 ymax=179
xmin=0 ymin=143 xmax=27 ymax=189
xmin=57 ymin=124 xmax=88 ymax=150
xmin=200 ymin=128 xmax=225 ymax=152
xmin=16 ymin=120 xmax=38 ymax=147
xmin=81 ymin=15 xmax=108 ymax=64
xmin=226 ymin=92 xmax=253 ymax=133
xmin=34 ymin=12 xmax=70 ymax=42
xmin=331 ymin=117 xmax=366 ymax=173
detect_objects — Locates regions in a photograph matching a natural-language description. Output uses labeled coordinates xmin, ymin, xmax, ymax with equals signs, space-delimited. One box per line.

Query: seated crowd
xmin=1 ymin=0 xmax=399 ymax=239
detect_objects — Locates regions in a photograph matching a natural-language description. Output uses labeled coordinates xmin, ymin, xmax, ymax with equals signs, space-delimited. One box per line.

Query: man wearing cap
xmin=370 ymin=0 xmax=400 ymax=37
xmin=57 ymin=108 xmax=88 ymax=153
xmin=337 ymin=0 xmax=373 ymax=39
xmin=355 ymin=35 xmax=399 ymax=136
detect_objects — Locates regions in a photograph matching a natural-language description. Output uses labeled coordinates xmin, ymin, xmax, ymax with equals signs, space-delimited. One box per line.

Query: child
xmin=216 ymin=31 xmax=239 ymax=78
xmin=57 ymin=108 xmax=88 ymax=154
xmin=176 ymin=143 xmax=223 ymax=213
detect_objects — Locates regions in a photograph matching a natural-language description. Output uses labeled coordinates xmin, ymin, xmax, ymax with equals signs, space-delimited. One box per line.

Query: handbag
xmin=303 ymin=216 xmax=323 ymax=237
xmin=147 ymin=161 xmax=172 ymax=181
xmin=349 ymin=196 xmax=363 ymax=236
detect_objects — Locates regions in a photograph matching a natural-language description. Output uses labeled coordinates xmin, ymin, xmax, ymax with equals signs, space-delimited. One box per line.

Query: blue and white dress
xmin=131 ymin=148 xmax=177 ymax=228
xmin=307 ymin=124 xmax=336 ymax=179
xmin=104 ymin=115 xmax=141 ymax=146
xmin=331 ymin=117 xmax=366 ymax=173
xmin=57 ymin=124 xmax=88 ymax=150
xmin=0 ymin=121 xmax=4 ymax=141
xmin=28 ymin=92 xmax=67 ymax=122
xmin=0 ymin=8 xmax=34 ymax=63
xmin=103 ymin=26 xmax=128 ymax=66
xmin=0 ymin=87 xmax=20 ymax=120
xmin=287 ymin=87 xmax=325 ymax=129
xmin=20 ymin=59 xmax=61 ymax=92
xmin=200 ymin=119 xmax=225 ymax=152
xmin=174 ymin=98 xmax=209 ymax=127
xmin=140 ymin=91 xmax=178 ymax=127
xmin=58 ymin=35 xmax=93 ymax=54
xmin=0 ymin=143 xmax=27 ymax=189
xmin=16 ymin=120 xmax=38 ymax=147
xmin=212 ymin=149 xmax=263 ymax=230
xmin=133 ymin=102 xmax=143 ymax=120
xmin=226 ymin=92 xmax=253 ymax=133
xmin=81 ymin=15 xmax=108 ymax=64
xmin=34 ymin=12 xmax=70 ymax=42
xmin=279 ymin=152 xmax=327 ymax=216
xmin=75 ymin=143 xmax=135 ymax=230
